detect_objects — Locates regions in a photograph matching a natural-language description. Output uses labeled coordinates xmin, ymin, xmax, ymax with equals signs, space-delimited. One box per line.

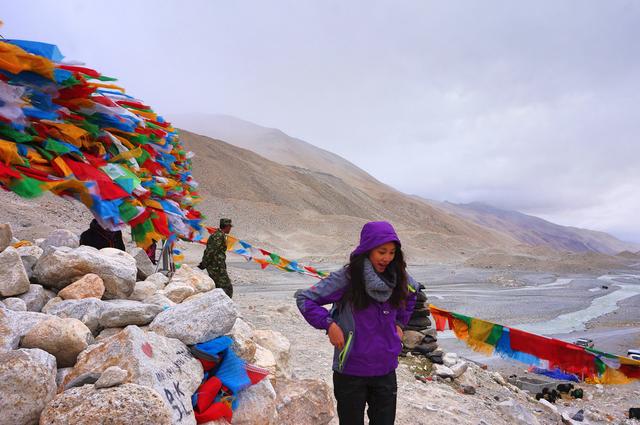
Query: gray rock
xmin=94 ymin=327 xmax=124 ymax=342
xmin=161 ymin=282 xmax=195 ymax=303
xmin=42 ymin=298 xmax=105 ymax=334
xmin=491 ymin=371 xmax=507 ymax=386
xmin=253 ymin=329 xmax=291 ymax=379
xmin=0 ymin=308 xmax=50 ymax=351
xmin=55 ymin=367 xmax=73 ymax=387
xmin=41 ymin=296 xmax=63 ymax=311
xmin=63 ymin=371 xmax=101 ymax=390
xmin=16 ymin=284 xmax=52 ymax=312
xmin=0 ymin=348 xmax=57 ymax=425
xmin=142 ymin=293 xmax=176 ymax=309
xmin=433 ymin=364 xmax=455 ymax=378
xmin=538 ymin=398 xmax=558 ymax=413
xmin=40 ymin=383 xmax=173 ymax=425
xmin=421 ymin=328 xmax=438 ymax=339
xmin=181 ymin=292 xmax=206 ymax=303
xmin=228 ymin=318 xmax=256 ymax=362
xmin=3 ymin=297 xmax=27 ymax=311
xmin=274 ymin=378 xmax=335 ymax=425
xmin=253 ymin=344 xmax=277 ymax=379
xmin=233 ymin=379 xmax=277 ymax=425
xmin=131 ymin=247 xmax=156 ymax=280
xmin=413 ymin=341 xmax=438 ymax=354
xmin=443 ymin=352 xmax=459 ymax=367
xmin=0 ymin=246 xmax=30 ymax=296
xmin=40 ymin=229 xmax=79 ymax=251
xmin=572 ymin=409 xmax=584 ymax=422
xmin=402 ymin=330 xmax=425 ymax=349
xmin=421 ymin=333 xmax=437 ymax=344
xmin=16 ymin=245 xmax=43 ymax=279
xmin=497 ymin=398 xmax=540 ymax=425
xmin=21 ymin=317 xmax=93 ymax=367
xmin=461 ymin=385 xmax=476 ymax=395
xmin=94 ymin=365 xmax=129 ymax=389
xmin=62 ymin=326 xmax=202 ymax=425
xmin=169 ymin=264 xmax=215 ymax=293
xmin=129 ymin=280 xmax=158 ymax=301
xmin=0 ymin=223 xmax=12 ymax=252
xmin=450 ymin=360 xmax=468 ymax=378
xmin=145 ymin=272 xmax=169 ymax=290
xmin=149 ymin=288 xmax=237 ymax=345
xmin=425 ymin=353 xmax=444 ymax=364
xmin=98 ymin=300 xmax=163 ymax=328
xmin=33 ymin=246 xmax=137 ymax=299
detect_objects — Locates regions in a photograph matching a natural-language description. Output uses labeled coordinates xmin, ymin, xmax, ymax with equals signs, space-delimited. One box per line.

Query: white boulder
xmin=33 ymin=246 xmax=137 ymax=299
xmin=0 ymin=246 xmax=30 ymax=296
xmin=149 ymin=289 xmax=237 ymax=345
xmin=0 ymin=348 xmax=57 ymax=425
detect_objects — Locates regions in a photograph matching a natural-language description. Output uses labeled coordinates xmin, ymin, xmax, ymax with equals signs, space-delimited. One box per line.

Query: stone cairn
xmin=0 ymin=223 xmax=335 ymax=425
xmin=402 ymin=283 xmax=443 ymax=364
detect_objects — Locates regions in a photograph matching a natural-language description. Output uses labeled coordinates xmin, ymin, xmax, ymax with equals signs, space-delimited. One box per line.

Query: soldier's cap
xmin=219 ymin=218 xmax=233 ymax=228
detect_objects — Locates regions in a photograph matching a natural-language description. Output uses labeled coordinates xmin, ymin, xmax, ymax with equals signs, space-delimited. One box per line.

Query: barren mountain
xmin=1 ymin=115 xmax=635 ymax=268
xmin=178 ymin=130 xmax=519 ymax=262
xmin=169 ymin=113 xmax=397 ymax=195
xmin=170 ymin=114 xmax=637 ymax=259
xmin=433 ymin=201 xmax=640 ymax=255
xmin=0 ymin=127 xmax=518 ymax=263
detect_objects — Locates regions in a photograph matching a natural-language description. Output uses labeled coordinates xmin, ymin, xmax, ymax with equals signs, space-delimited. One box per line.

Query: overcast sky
xmin=4 ymin=1 xmax=640 ymax=242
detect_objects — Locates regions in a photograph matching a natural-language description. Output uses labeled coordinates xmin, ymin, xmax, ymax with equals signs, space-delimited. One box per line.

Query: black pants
xmin=333 ymin=370 xmax=397 ymax=425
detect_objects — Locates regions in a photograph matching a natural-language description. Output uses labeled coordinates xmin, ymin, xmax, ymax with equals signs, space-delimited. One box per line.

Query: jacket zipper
xmin=338 ymin=331 xmax=354 ymax=372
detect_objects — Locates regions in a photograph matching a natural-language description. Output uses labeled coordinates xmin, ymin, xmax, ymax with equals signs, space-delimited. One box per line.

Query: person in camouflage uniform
xmin=201 ymin=218 xmax=234 ymax=298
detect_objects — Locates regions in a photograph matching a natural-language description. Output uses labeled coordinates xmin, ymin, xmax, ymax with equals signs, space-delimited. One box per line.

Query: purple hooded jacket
xmin=295 ymin=222 xmax=417 ymax=377
xmin=351 ymin=221 xmax=401 ymax=258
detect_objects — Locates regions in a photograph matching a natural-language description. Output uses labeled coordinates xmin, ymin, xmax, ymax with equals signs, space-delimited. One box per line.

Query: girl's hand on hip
xmin=396 ymin=325 xmax=404 ymax=341
xmin=328 ymin=322 xmax=345 ymax=350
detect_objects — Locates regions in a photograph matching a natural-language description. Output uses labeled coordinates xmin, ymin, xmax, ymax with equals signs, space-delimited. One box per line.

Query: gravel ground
xmin=225 ymin=261 xmax=640 ymax=424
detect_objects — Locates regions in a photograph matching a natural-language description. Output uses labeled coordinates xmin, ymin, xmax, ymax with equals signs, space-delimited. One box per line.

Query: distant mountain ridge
xmin=176 ymin=129 xmax=518 ymax=261
xmin=433 ymin=201 xmax=640 ymax=255
xmin=169 ymin=113 xmax=638 ymax=257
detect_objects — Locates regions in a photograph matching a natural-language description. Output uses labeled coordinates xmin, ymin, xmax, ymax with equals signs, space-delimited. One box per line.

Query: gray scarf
xmin=363 ymin=258 xmax=397 ymax=302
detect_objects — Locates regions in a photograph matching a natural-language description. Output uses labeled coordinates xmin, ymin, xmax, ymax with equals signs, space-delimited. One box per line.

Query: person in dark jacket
xmin=79 ymin=219 xmax=126 ymax=251
xmin=296 ymin=221 xmax=418 ymax=425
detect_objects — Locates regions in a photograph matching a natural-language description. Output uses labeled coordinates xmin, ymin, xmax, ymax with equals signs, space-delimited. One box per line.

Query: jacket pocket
xmin=338 ymin=330 xmax=354 ymax=372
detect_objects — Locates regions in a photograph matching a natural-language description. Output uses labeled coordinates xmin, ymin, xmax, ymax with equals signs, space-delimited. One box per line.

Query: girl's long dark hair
xmin=345 ymin=242 xmax=408 ymax=310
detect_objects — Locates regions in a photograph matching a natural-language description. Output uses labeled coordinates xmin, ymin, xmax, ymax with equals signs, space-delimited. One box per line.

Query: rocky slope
xmin=0 ymin=223 xmax=333 ymax=425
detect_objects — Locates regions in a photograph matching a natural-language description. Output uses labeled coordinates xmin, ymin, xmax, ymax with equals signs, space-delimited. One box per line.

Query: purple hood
xmin=351 ymin=221 xmax=401 ymax=258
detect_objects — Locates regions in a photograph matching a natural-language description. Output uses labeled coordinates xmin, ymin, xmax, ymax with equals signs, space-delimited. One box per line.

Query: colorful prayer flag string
xmin=203 ymin=227 xmax=328 ymax=279
xmin=429 ymin=305 xmax=640 ymax=384
xmin=0 ymin=39 xmax=203 ymax=248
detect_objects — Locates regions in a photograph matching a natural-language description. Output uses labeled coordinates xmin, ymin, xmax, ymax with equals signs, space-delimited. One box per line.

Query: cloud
xmin=4 ymin=0 xmax=640 ymax=241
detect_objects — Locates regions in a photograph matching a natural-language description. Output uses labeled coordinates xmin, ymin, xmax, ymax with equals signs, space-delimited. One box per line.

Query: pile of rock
xmin=402 ymin=284 xmax=444 ymax=364
xmin=0 ymin=224 xmax=334 ymax=425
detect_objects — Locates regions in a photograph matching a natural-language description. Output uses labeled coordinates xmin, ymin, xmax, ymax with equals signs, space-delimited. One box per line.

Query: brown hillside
xmin=179 ymin=130 xmax=520 ymax=262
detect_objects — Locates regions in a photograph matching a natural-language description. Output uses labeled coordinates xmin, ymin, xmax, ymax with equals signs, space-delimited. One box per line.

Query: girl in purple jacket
xmin=296 ymin=221 xmax=417 ymax=425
